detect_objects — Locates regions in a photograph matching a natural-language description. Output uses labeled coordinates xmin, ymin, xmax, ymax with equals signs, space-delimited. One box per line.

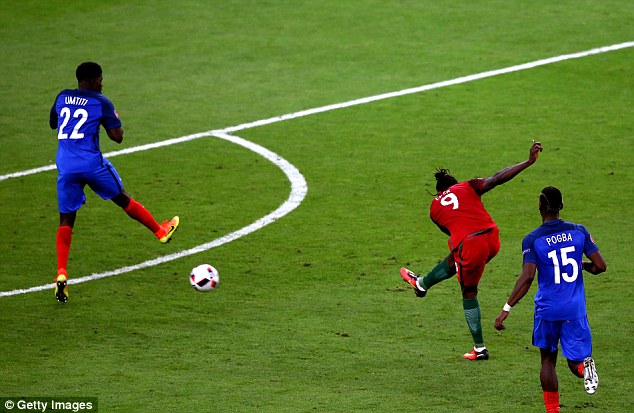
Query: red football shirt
xmin=429 ymin=178 xmax=497 ymax=247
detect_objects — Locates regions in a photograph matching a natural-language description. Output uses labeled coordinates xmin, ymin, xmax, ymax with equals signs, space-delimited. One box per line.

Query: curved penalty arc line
xmin=0 ymin=132 xmax=308 ymax=298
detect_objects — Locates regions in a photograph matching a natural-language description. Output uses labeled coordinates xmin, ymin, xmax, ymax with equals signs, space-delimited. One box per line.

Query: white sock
xmin=416 ymin=279 xmax=426 ymax=291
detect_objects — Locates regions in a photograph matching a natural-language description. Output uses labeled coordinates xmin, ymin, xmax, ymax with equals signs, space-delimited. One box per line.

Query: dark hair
xmin=434 ymin=168 xmax=458 ymax=192
xmin=76 ymin=62 xmax=102 ymax=82
xmin=539 ymin=186 xmax=564 ymax=213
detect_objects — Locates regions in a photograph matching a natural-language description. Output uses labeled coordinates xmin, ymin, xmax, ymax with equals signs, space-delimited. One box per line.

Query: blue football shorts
xmin=57 ymin=158 xmax=124 ymax=213
xmin=532 ymin=314 xmax=592 ymax=361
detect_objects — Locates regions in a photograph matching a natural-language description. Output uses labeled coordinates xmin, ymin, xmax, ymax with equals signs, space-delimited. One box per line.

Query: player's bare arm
xmin=480 ymin=141 xmax=543 ymax=194
xmin=494 ymin=261 xmax=537 ymax=331
xmin=107 ymin=127 xmax=124 ymax=144
xmin=583 ymin=250 xmax=607 ymax=275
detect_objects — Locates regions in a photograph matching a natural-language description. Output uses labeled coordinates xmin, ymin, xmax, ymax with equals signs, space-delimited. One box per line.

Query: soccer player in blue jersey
xmin=494 ymin=186 xmax=607 ymax=413
xmin=49 ymin=62 xmax=179 ymax=303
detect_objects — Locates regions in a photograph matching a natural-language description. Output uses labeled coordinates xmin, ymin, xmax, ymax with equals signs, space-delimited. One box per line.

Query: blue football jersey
xmin=50 ymin=89 xmax=121 ymax=174
xmin=522 ymin=219 xmax=599 ymax=321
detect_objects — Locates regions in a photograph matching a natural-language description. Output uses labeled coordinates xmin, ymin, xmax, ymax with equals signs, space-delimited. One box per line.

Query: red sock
xmin=543 ymin=391 xmax=560 ymax=413
xmin=577 ymin=362 xmax=584 ymax=376
xmin=56 ymin=226 xmax=73 ymax=274
xmin=124 ymin=198 xmax=162 ymax=235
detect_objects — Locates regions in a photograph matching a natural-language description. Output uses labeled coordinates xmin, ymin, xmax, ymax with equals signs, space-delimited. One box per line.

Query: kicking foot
xmin=400 ymin=267 xmax=427 ymax=298
xmin=158 ymin=216 xmax=180 ymax=244
xmin=463 ymin=347 xmax=489 ymax=361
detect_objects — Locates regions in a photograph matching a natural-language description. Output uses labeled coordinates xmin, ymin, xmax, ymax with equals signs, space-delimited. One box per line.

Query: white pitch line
xmin=1 ymin=40 xmax=632 ymax=297
xmin=0 ymin=133 xmax=308 ymax=297
xmin=1 ymin=40 xmax=632 ymax=183
xmin=220 ymin=41 xmax=634 ymax=133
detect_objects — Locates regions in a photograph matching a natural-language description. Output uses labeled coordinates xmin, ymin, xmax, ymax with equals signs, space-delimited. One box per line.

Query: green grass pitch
xmin=1 ymin=1 xmax=633 ymax=412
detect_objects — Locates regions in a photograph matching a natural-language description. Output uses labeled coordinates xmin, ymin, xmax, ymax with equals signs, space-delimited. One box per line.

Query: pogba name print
xmin=545 ymin=232 xmax=573 ymax=246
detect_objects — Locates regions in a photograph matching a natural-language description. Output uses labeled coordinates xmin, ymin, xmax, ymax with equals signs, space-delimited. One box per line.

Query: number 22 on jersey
xmin=58 ymin=107 xmax=88 ymax=140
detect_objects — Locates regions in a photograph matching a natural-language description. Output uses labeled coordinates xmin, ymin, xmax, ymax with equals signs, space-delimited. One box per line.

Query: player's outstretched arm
xmin=494 ymin=262 xmax=537 ymax=331
xmin=480 ymin=141 xmax=543 ymax=194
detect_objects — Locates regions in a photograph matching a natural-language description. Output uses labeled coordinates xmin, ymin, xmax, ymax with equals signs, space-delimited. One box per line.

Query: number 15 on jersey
xmin=547 ymin=246 xmax=579 ymax=284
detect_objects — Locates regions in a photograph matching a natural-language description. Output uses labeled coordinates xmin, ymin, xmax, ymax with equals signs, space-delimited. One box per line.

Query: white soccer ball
xmin=189 ymin=264 xmax=220 ymax=292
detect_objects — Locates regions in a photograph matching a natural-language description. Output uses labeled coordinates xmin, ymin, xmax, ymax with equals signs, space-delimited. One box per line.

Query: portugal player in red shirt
xmin=401 ymin=141 xmax=543 ymax=360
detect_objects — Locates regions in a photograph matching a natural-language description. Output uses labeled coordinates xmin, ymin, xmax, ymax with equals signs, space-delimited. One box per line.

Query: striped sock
xmin=463 ymin=298 xmax=484 ymax=347
xmin=421 ymin=259 xmax=455 ymax=290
